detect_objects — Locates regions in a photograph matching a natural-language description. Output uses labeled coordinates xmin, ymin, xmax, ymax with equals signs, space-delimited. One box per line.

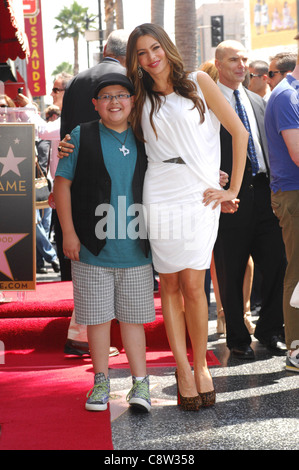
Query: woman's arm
xmin=196 ymin=71 xmax=248 ymax=209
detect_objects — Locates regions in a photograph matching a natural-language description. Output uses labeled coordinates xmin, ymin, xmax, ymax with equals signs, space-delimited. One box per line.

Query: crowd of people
xmin=13 ymin=72 xmax=73 ymax=275
xmin=9 ymin=26 xmax=298 ymax=412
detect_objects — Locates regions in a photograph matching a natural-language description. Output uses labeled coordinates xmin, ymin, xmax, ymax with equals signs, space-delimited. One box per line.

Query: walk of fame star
xmin=0 ymin=147 xmax=26 ymax=177
xmin=0 ymin=234 xmax=28 ymax=280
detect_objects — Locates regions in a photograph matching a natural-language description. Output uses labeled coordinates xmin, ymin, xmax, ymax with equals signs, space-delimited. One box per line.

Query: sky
xmin=40 ymin=0 xmax=190 ymax=99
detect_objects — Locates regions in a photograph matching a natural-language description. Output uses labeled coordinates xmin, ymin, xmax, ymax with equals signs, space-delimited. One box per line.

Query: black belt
xmin=163 ymin=157 xmax=186 ymax=164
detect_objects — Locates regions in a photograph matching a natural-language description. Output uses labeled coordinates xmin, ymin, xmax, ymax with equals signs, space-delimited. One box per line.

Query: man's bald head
xmin=215 ymin=40 xmax=247 ymax=61
xmin=215 ymin=40 xmax=248 ymax=90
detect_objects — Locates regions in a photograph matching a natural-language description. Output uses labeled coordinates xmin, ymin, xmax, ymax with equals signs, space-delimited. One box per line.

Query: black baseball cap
xmin=94 ymin=73 xmax=135 ymax=98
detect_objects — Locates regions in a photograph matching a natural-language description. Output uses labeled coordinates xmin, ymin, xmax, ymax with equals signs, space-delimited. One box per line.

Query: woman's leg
xmin=210 ymin=252 xmax=226 ymax=334
xmin=120 ymin=322 xmax=147 ymax=377
xmin=243 ymin=256 xmax=254 ymax=313
xmin=243 ymin=256 xmax=256 ymax=334
xmin=179 ymin=269 xmax=214 ymax=394
xmin=87 ymin=321 xmax=111 ymax=377
xmin=159 ymin=272 xmax=197 ymax=397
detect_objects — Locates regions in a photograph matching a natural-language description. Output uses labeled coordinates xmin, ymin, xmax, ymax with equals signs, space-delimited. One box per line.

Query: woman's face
xmin=136 ymin=34 xmax=170 ymax=79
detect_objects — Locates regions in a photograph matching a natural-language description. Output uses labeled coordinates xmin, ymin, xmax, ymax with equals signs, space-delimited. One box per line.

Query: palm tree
xmin=115 ymin=0 xmax=124 ymax=29
xmin=52 ymin=62 xmax=74 ymax=77
xmin=175 ymin=0 xmax=197 ymax=71
xmin=54 ymin=1 xmax=97 ymax=75
xmin=104 ymin=0 xmax=115 ymax=38
xmin=151 ymin=0 xmax=164 ymax=27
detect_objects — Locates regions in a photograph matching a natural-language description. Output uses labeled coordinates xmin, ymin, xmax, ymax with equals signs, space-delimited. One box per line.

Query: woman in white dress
xmin=126 ymin=24 xmax=248 ymax=410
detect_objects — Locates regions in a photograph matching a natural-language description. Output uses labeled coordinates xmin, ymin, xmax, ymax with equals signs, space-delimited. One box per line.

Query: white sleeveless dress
xmin=141 ymin=72 xmax=221 ymax=273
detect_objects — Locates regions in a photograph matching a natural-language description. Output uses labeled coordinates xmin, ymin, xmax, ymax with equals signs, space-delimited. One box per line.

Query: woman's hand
xmin=203 ymin=187 xmax=239 ymax=212
xmin=57 ymin=134 xmax=74 ymax=159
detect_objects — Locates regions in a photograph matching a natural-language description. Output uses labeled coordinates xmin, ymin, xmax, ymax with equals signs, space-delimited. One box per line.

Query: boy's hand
xmin=57 ymin=134 xmax=74 ymax=159
xmin=63 ymin=232 xmax=81 ymax=261
xmin=219 ymin=170 xmax=229 ymax=187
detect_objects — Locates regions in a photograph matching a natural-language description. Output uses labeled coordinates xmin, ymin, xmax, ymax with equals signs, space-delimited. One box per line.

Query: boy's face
xmin=92 ymin=84 xmax=134 ymax=131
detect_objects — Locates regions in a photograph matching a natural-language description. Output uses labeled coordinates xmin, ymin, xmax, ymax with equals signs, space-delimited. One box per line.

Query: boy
xmin=53 ymin=69 xmax=155 ymax=412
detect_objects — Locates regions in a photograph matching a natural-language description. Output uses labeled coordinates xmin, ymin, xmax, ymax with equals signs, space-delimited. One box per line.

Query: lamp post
xmin=98 ymin=0 xmax=104 ymax=62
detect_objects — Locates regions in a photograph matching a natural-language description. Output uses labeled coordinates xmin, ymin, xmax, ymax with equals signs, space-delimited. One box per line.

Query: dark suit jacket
xmin=219 ymin=87 xmax=270 ymax=228
xmin=60 ymin=58 xmax=125 ymax=137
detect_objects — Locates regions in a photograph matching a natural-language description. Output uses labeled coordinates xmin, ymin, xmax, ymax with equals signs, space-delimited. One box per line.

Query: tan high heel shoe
xmin=175 ymin=370 xmax=202 ymax=411
xmin=217 ymin=308 xmax=226 ymax=335
xmin=196 ymin=369 xmax=216 ymax=407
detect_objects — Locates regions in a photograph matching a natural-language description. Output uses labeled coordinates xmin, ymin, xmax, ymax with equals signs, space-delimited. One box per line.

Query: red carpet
xmin=0 ymin=282 xmax=74 ymax=318
xmin=0 ymin=353 xmax=112 ymax=450
xmin=0 ymin=281 xmax=220 ymax=450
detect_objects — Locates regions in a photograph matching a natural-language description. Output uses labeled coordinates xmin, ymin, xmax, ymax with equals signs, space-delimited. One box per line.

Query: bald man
xmin=213 ymin=40 xmax=286 ymax=360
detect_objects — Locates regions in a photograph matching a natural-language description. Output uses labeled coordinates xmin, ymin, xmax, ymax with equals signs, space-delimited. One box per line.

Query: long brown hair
xmin=126 ymin=23 xmax=205 ymax=142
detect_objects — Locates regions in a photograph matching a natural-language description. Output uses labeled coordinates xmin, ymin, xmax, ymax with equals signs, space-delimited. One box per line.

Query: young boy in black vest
xmin=54 ymin=70 xmax=155 ymax=412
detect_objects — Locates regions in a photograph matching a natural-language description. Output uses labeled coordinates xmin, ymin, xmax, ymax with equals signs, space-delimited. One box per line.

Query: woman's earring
xmin=137 ymin=66 xmax=143 ymax=79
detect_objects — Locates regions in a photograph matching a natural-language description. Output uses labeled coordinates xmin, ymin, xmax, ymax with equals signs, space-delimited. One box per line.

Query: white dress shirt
xmin=25 ymin=106 xmax=61 ymax=179
xmin=217 ymin=82 xmax=267 ymax=174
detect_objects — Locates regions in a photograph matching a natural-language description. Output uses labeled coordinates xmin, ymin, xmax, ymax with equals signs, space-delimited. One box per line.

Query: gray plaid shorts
xmin=71 ymin=261 xmax=156 ymax=325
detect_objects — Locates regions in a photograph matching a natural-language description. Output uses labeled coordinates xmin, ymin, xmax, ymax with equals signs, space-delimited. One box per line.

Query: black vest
xmin=71 ymin=120 xmax=150 ymax=257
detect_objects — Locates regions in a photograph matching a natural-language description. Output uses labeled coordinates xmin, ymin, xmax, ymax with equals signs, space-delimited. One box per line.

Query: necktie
xmin=233 ymin=89 xmax=259 ymax=176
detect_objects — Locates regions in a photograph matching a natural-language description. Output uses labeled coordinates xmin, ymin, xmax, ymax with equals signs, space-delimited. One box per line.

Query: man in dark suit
xmin=213 ymin=40 xmax=287 ymax=359
xmin=60 ymin=29 xmax=129 ymax=137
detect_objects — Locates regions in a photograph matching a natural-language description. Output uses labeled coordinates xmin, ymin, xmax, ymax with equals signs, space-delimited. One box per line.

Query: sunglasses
xmin=268 ymin=70 xmax=287 ymax=78
xmin=52 ymin=87 xmax=64 ymax=94
xmin=249 ymin=73 xmax=263 ymax=78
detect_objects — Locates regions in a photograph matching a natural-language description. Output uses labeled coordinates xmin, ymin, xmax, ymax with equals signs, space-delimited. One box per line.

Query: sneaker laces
xmin=86 ymin=377 xmax=110 ymax=401
xmin=126 ymin=377 xmax=149 ymax=402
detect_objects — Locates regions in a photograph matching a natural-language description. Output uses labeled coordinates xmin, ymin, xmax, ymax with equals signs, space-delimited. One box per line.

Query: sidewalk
xmin=37 ymin=269 xmax=298 ymax=451
xmin=109 ymin=309 xmax=298 ymax=451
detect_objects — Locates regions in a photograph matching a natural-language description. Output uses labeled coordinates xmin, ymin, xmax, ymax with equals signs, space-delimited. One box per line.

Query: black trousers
xmin=52 ymin=210 xmax=72 ymax=282
xmin=213 ymin=175 xmax=286 ymax=349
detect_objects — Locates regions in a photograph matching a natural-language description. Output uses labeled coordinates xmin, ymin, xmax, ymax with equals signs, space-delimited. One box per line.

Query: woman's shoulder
xmin=188 ymin=70 xmax=216 ymax=91
xmin=190 ymin=70 xmax=214 ymax=83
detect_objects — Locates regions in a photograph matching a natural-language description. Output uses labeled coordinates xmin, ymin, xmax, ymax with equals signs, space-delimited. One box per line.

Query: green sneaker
xmin=126 ymin=376 xmax=151 ymax=412
xmin=85 ymin=372 xmax=110 ymax=411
